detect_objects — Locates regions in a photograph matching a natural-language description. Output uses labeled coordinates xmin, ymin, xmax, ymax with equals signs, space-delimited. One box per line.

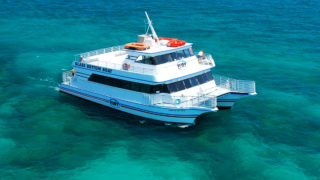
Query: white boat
xmin=59 ymin=12 xmax=256 ymax=124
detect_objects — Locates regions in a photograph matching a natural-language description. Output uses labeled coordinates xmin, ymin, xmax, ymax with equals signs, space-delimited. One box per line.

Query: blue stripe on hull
xmin=60 ymin=84 xmax=210 ymax=111
xmin=217 ymin=91 xmax=253 ymax=107
xmin=59 ymin=85 xmax=206 ymax=121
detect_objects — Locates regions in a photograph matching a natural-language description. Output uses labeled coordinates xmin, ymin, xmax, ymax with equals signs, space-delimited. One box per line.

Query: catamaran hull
xmin=217 ymin=92 xmax=256 ymax=109
xmin=59 ymin=84 xmax=217 ymax=124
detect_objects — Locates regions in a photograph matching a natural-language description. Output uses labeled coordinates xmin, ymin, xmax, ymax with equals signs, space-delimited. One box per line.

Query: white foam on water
xmin=139 ymin=120 xmax=146 ymax=124
xmin=177 ymin=124 xmax=191 ymax=128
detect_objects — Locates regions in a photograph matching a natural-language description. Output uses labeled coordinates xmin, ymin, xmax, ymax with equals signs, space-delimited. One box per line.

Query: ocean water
xmin=0 ymin=0 xmax=320 ymax=179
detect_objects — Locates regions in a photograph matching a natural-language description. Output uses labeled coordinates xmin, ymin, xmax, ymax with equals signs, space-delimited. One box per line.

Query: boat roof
xmin=124 ymin=43 xmax=193 ymax=57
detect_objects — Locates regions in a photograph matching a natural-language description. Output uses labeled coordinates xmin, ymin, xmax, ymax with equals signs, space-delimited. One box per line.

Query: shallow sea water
xmin=0 ymin=0 xmax=320 ymax=179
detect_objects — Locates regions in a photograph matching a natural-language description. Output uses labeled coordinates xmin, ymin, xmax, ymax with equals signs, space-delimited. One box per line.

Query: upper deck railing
xmin=74 ymin=60 xmax=157 ymax=75
xmin=75 ymin=45 xmax=125 ymax=60
xmin=213 ymin=74 xmax=256 ymax=94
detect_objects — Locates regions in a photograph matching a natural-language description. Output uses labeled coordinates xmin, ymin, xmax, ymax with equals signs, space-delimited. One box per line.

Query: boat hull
xmin=217 ymin=92 xmax=256 ymax=109
xmin=59 ymin=84 xmax=216 ymax=124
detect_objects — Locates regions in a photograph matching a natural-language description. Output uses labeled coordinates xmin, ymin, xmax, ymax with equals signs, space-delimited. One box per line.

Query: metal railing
xmin=73 ymin=48 xmax=216 ymax=76
xmin=62 ymin=70 xmax=73 ymax=85
xmin=145 ymin=94 xmax=217 ymax=109
xmin=198 ymin=54 xmax=215 ymax=67
xmin=74 ymin=56 xmax=214 ymax=76
xmin=76 ymin=61 xmax=157 ymax=75
xmin=73 ymin=45 xmax=157 ymax=75
xmin=213 ymin=74 xmax=256 ymax=94
xmin=75 ymin=45 xmax=125 ymax=60
xmin=61 ymin=69 xmax=217 ymax=109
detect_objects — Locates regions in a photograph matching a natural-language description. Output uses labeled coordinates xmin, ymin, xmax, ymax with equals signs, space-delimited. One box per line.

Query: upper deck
xmin=72 ymin=44 xmax=215 ymax=84
xmin=72 ymin=12 xmax=215 ymax=84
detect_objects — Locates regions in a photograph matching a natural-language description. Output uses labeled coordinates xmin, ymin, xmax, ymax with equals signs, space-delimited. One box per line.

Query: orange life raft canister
xmin=125 ymin=43 xmax=150 ymax=50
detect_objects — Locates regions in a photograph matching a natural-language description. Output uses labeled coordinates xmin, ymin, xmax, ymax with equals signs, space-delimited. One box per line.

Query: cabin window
xmin=88 ymin=71 xmax=213 ymax=94
xmin=152 ymin=56 xmax=162 ymax=65
xmin=184 ymin=49 xmax=191 ymax=57
xmin=137 ymin=54 xmax=173 ymax=65
xmin=161 ymin=85 xmax=170 ymax=93
xmin=164 ymin=71 xmax=213 ymax=93
xmin=134 ymin=48 xmax=194 ymax=65
xmin=151 ymin=85 xmax=162 ymax=93
xmin=127 ymin=55 xmax=138 ymax=61
xmin=108 ymin=78 xmax=117 ymax=87
xmin=176 ymin=81 xmax=186 ymax=91
xmin=197 ymin=74 xmax=205 ymax=84
xmin=89 ymin=74 xmax=170 ymax=94
xmin=189 ymin=48 xmax=194 ymax=56
xmin=205 ymin=71 xmax=213 ymax=80
xmin=176 ymin=50 xmax=185 ymax=60
xmin=140 ymin=84 xmax=151 ymax=93
xmin=190 ymin=76 xmax=199 ymax=86
xmin=163 ymin=54 xmax=174 ymax=63
xmin=202 ymin=73 xmax=209 ymax=82
xmin=131 ymin=83 xmax=140 ymax=92
xmin=135 ymin=56 xmax=153 ymax=64
xmin=184 ymin=79 xmax=192 ymax=89
xmin=171 ymin=52 xmax=178 ymax=60
xmin=167 ymin=83 xmax=178 ymax=93
xmin=151 ymin=54 xmax=175 ymax=65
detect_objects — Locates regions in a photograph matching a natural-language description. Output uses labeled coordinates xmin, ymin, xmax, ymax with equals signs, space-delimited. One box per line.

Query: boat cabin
xmin=126 ymin=46 xmax=195 ymax=65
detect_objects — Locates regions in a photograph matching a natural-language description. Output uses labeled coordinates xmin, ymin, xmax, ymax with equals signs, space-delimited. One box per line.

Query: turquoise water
xmin=1 ymin=0 xmax=320 ymax=179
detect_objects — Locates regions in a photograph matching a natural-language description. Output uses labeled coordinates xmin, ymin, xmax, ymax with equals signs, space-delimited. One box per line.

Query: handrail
xmin=62 ymin=69 xmax=217 ymax=109
xmin=145 ymin=93 xmax=217 ymax=109
xmin=75 ymin=45 xmax=125 ymax=60
xmin=213 ymin=74 xmax=256 ymax=94
xmin=62 ymin=70 xmax=73 ymax=85
xmin=198 ymin=53 xmax=215 ymax=67
xmin=73 ymin=48 xmax=216 ymax=76
xmin=73 ymin=61 xmax=157 ymax=75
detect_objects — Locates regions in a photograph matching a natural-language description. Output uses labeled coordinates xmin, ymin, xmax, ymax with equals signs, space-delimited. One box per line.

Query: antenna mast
xmin=145 ymin=11 xmax=159 ymax=45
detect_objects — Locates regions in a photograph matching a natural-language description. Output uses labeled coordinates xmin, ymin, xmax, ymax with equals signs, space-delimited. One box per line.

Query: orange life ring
xmin=125 ymin=43 xmax=150 ymax=50
xmin=122 ymin=63 xmax=130 ymax=70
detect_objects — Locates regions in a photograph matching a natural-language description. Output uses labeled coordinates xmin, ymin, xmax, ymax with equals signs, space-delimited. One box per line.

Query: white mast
xmin=145 ymin=11 xmax=159 ymax=45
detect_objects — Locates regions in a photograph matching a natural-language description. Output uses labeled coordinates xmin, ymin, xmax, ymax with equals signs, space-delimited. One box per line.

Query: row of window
xmin=132 ymin=48 xmax=194 ymax=65
xmin=167 ymin=71 xmax=213 ymax=93
xmin=88 ymin=71 xmax=213 ymax=94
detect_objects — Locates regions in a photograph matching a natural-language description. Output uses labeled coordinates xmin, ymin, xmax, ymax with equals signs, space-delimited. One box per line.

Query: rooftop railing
xmin=75 ymin=45 xmax=125 ymax=60
xmin=213 ymin=74 xmax=256 ymax=94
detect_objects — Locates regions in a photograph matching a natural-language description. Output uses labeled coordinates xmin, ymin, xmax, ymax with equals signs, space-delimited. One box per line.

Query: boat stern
xmin=214 ymin=75 xmax=257 ymax=109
